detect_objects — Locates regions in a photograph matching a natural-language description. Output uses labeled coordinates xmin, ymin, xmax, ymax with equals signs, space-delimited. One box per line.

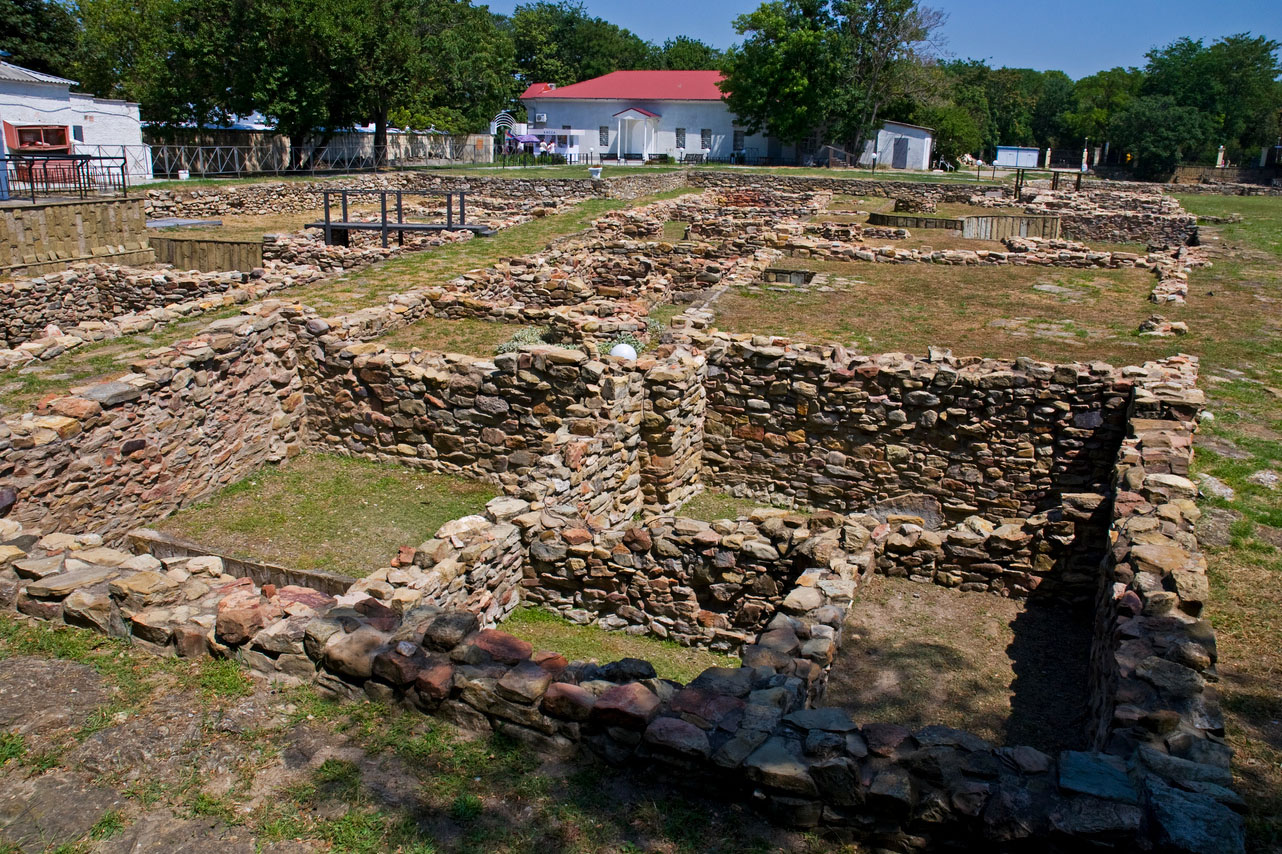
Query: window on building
xmin=599 ymin=126 xmax=610 ymax=146
xmin=72 ymin=125 xmax=84 ymax=142
xmin=675 ymin=128 xmax=686 ymax=148
xmin=15 ymin=125 xmax=69 ymax=150
xmin=700 ymin=128 xmax=712 ymax=150
xmin=733 ymin=129 xmax=745 ymax=151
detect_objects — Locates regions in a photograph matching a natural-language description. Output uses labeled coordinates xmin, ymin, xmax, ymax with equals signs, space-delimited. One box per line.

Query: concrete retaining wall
xmin=0 ymin=198 xmax=154 ymax=275
xmin=150 ymin=235 xmax=264 ymax=272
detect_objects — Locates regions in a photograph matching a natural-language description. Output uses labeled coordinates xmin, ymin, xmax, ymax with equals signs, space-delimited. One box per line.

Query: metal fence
xmin=144 ymin=135 xmax=481 ymax=178
xmin=0 ymin=154 xmax=129 ymax=202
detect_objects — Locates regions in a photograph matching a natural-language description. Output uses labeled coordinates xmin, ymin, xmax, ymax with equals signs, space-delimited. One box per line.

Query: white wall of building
xmin=0 ymin=79 xmax=151 ymax=178
xmin=994 ymin=146 xmax=1040 ymax=168
xmin=858 ymin=123 xmax=933 ymax=170
xmin=524 ymin=97 xmax=788 ymax=162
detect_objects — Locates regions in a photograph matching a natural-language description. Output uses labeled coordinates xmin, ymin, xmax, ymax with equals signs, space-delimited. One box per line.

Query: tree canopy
xmin=4 ymin=0 xmax=1278 ymax=179
xmin=719 ymin=0 xmax=944 ymax=150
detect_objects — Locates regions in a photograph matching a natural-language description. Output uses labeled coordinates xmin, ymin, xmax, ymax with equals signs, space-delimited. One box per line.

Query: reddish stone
xmin=471 ymin=629 xmax=532 ymax=664
xmin=216 ymin=589 xmax=267 ymax=645
xmin=50 ymin=397 xmax=101 ymax=419
xmin=622 ymin=526 xmax=652 ymax=552
xmin=643 ymin=716 xmax=711 ymax=758
xmin=393 ymin=546 xmax=416 ymax=567
xmin=214 ymin=576 xmax=255 ymax=594
xmin=415 ymin=660 xmax=455 ymax=702
xmin=532 ymin=650 xmax=568 ymax=672
xmin=261 ymin=583 xmax=277 ymax=599
xmin=276 ymin=585 xmax=336 ymax=612
xmin=172 ymin=624 xmax=209 ymax=658
xmin=371 ymin=643 xmax=424 ymax=686
xmin=355 ymin=597 xmax=399 ymax=632
xmin=862 ymin=723 xmax=914 ymax=757
xmin=670 ymin=685 xmax=745 ymax=727
xmin=591 ymin=682 xmax=661 ymax=729
xmin=733 ymin=424 xmax=765 ymax=441
xmin=562 ymin=528 xmax=593 ymax=546
xmin=541 ymin=682 xmax=595 ymax=721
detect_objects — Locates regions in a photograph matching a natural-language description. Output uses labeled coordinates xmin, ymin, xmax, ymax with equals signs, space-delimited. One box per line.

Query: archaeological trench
xmin=0 ymin=169 xmax=1244 ymax=852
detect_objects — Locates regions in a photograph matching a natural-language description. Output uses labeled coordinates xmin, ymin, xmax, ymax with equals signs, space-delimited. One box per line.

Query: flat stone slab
xmin=80 ymin=381 xmax=142 ymax=406
xmin=0 ymin=772 xmax=123 ymax=851
xmin=26 ymin=566 xmax=118 ymax=599
xmin=0 ymin=657 xmax=106 ymax=733
xmin=96 ymin=812 xmax=255 ymax=854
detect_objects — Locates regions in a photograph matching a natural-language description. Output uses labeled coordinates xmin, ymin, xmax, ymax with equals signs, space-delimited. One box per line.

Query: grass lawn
xmin=376 ymin=317 xmax=532 ymax=357
xmin=0 ymin=306 xmax=245 ymax=416
xmin=713 ymin=259 xmax=1170 ymax=365
xmin=286 ymin=197 xmax=632 ymax=315
xmin=157 ymin=453 xmax=497 ymax=577
xmin=675 ymin=488 xmax=776 ymax=522
xmin=501 ymin=607 xmax=734 ymax=683
xmin=1167 ymin=193 xmax=1282 ymax=848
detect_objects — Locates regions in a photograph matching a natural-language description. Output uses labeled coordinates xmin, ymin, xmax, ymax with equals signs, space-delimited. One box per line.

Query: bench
xmin=681 ymin=153 xmax=705 ymax=165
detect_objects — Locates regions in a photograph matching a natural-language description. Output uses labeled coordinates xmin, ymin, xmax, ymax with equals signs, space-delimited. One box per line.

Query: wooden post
xmin=341 ymin=190 xmax=348 ymax=222
xmin=380 ymin=192 xmax=388 ymax=248
xmin=459 ymin=192 xmax=466 ymax=225
xmin=446 ymin=193 xmax=453 ymax=228
xmin=323 ymin=190 xmax=332 ymax=245
xmin=397 ymin=190 xmax=403 ymax=246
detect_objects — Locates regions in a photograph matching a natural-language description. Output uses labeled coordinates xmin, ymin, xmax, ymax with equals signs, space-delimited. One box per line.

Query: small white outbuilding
xmin=858 ymin=121 xmax=934 ymax=170
xmin=0 ymin=61 xmax=151 ymax=179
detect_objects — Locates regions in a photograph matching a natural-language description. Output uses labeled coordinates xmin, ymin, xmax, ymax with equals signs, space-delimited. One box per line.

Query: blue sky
xmin=485 ymin=0 xmax=1282 ymax=80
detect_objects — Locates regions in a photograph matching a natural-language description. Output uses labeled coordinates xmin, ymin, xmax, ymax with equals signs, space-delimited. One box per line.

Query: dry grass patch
xmin=376 ymin=317 xmax=531 ymax=357
xmin=714 ymin=258 xmax=1184 ymax=364
xmin=825 ymin=576 xmax=1091 ymax=752
xmin=158 ymin=453 xmax=497 ymax=578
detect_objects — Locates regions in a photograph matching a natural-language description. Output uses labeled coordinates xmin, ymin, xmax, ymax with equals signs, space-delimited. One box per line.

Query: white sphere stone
xmin=609 ymin=343 xmax=638 ymax=360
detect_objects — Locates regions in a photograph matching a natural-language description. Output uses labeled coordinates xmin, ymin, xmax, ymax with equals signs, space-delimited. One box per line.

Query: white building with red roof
xmin=519 ymin=70 xmax=782 ymax=164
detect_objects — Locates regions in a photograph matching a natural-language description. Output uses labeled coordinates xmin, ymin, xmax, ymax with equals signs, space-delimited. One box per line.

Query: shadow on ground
xmin=824 ymin=576 xmax=1092 ymax=753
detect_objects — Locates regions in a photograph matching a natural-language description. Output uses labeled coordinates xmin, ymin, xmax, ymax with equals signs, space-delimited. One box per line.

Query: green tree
xmin=1143 ymin=34 xmax=1281 ymax=162
xmin=511 ymin=1 xmax=655 ymax=86
xmin=719 ymin=0 xmax=841 ymax=144
xmin=1109 ymin=95 xmax=1214 ymax=180
xmin=831 ymin=0 xmax=945 ymax=153
xmin=77 ymin=0 xmax=234 ymax=127
xmin=0 ymin=0 xmax=80 ymax=78
xmin=1061 ymin=66 xmax=1143 ymax=143
xmin=720 ymin=0 xmax=943 ymax=150
xmin=658 ymin=36 xmax=722 ymax=70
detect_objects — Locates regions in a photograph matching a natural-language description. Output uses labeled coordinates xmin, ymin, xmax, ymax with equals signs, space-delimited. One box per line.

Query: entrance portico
xmin=612 ymin=108 xmax=659 ymax=160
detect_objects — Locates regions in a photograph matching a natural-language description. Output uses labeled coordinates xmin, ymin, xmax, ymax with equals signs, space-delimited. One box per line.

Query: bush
xmin=495 ymin=326 xmax=553 ymax=353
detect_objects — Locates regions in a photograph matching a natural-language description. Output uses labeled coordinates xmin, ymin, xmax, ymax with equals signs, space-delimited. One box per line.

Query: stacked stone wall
xmin=683 ymin=331 xmax=1130 ymax=524
xmin=0 ymin=261 xmax=325 ymax=350
xmin=144 ymin=170 xmax=687 ymax=220
xmin=0 ymin=304 xmax=306 ymax=540
xmin=686 ymin=170 xmax=1002 ymax=204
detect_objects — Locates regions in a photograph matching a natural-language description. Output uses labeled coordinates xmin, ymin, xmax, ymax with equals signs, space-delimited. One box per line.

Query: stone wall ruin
xmin=0 ymin=172 xmax=1241 ymax=852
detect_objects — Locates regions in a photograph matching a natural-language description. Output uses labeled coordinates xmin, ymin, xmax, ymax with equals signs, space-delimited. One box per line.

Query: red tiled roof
xmin=520 ymin=70 xmax=725 ymax=102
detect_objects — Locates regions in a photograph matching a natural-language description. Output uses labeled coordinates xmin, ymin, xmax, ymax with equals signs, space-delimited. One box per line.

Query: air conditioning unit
xmin=535 ymin=113 xmax=548 ymax=123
